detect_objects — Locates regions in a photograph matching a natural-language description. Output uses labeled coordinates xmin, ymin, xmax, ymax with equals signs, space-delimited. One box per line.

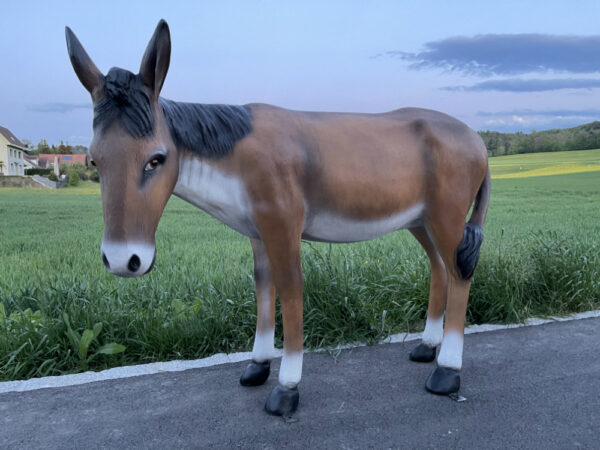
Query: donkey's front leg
xmin=240 ymin=238 xmax=276 ymax=386
xmin=254 ymin=216 xmax=304 ymax=416
xmin=265 ymin=250 xmax=303 ymax=416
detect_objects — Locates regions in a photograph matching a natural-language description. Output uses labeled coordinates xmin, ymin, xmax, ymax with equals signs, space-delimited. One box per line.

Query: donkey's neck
xmin=173 ymin=153 xmax=258 ymax=238
xmin=164 ymin=98 xmax=256 ymax=236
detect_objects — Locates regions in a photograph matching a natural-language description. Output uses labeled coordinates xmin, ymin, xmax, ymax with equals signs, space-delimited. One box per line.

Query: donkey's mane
xmin=93 ymin=68 xmax=252 ymax=158
xmin=160 ymin=99 xmax=252 ymax=158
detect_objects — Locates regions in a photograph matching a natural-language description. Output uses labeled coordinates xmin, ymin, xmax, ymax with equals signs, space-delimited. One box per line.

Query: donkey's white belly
xmin=174 ymin=157 xmax=258 ymax=237
xmin=174 ymin=157 xmax=423 ymax=243
xmin=302 ymin=203 xmax=424 ymax=243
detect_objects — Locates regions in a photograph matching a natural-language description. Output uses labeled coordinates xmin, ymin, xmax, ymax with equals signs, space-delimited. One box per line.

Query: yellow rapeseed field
xmin=489 ymin=149 xmax=600 ymax=179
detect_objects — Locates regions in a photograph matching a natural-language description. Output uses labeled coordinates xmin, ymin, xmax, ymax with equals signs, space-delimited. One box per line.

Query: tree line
xmin=478 ymin=121 xmax=600 ymax=157
xmin=22 ymin=138 xmax=87 ymax=155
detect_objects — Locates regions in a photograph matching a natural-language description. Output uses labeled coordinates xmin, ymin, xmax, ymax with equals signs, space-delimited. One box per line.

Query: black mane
xmin=159 ymin=99 xmax=252 ymax=158
xmin=93 ymin=67 xmax=252 ymax=158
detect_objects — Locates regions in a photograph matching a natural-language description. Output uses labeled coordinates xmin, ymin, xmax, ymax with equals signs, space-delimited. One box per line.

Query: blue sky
xmin=2 ymin=0 xmax=600 ymax=146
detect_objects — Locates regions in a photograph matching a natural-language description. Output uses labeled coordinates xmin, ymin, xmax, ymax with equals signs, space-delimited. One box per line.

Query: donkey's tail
xmin=467 ymin=167 xmax=491 ymax=227
xmin=457 ymin=168 xmax=491 ymax=279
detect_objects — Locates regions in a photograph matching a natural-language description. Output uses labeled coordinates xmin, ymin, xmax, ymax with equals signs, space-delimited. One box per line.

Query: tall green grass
xmin=0 ymin=162 xmax=599 ymax=381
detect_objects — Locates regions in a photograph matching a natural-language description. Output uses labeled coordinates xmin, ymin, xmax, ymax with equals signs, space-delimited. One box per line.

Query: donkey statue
xmin=65 ymin=20 xmax=490 ymax=416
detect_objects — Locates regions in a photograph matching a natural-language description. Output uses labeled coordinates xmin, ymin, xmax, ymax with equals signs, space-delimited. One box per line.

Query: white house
xmin=0 ymin=125 xmax=28 ymax=175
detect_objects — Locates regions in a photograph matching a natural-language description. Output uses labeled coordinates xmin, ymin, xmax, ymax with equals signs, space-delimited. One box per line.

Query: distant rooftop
xmin=0 ymin=125 xmax=26 ymax=149
xmin=38 ymin=154 xmax=88 ymax=166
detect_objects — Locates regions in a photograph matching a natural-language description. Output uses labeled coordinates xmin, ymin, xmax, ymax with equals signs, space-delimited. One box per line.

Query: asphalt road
xmin=1 ymin=317 xmax=599 ymax=449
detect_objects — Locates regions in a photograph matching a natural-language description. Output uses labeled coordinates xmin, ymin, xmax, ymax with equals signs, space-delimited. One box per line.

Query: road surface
xmin=1 ymin=317 xmax=598 ymax=449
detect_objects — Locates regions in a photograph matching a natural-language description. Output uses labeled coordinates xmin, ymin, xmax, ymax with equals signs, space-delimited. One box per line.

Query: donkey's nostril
xmin=102 ymin=252 xmax=110 ymax=269
xmin=128 ymin=254 xmax=141 ymax=272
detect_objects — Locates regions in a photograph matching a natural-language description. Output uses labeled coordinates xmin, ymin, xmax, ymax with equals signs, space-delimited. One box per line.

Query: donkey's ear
xmin=65 ymin=27 xmax=103 ymax=97
xmin=139 ymin=19 xmax=171 ymax=97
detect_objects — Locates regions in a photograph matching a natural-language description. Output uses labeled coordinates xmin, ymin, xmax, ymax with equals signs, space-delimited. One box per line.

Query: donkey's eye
xmin=145 ymin=159 xmax=160 ymax=171
xmin=144 ymin=154 xmax=166 ymax=173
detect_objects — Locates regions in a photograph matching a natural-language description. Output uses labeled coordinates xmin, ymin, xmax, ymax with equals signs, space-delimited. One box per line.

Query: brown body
xmin=232 ymin=104 xmax=486 ymax=237
xmin=66 ymin=20 xmax=490 ymax=416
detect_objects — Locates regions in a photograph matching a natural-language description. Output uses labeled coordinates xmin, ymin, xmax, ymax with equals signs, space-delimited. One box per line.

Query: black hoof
xmin=265 ymin=385 xmax=299 ymax=416
xmin=426 ymin=366 xmax=461 ymax=395
xmin=409 ymin=343 xmax=437 ymax=363
xmin=240 ymin=360 xmax=270 ymax=387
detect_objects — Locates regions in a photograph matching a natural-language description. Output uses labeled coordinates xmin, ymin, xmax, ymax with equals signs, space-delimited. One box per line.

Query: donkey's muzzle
xmin=100 ymin=240 xmax=156 ymax=278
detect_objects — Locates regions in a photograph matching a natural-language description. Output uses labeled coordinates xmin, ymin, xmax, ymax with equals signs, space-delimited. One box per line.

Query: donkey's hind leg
xmin=240 ymin=238 xmax=276 ymax=387
xmin=426 ymin=275 xmax=471 ymax=394
xmin=423 ymin=211 xmax=484 ymax=394
xmin=408 ymin=227 xmax=448 ymax=363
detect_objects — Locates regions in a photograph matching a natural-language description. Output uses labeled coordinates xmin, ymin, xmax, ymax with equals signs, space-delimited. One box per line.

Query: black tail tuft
xmin=456 ymin=224 xmax=484 ymax=280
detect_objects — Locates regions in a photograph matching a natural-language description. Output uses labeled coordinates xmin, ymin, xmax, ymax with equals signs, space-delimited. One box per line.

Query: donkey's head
xmin=66 ymin=20 xmax=178 ymax=277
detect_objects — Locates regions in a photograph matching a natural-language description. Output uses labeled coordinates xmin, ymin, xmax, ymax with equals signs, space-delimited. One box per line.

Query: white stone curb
xmin=1 ymin=309 xmax=599 ymax=394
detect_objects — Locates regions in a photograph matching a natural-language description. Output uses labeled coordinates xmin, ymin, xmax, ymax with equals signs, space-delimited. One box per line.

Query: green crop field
xmin=0 ymin=149 xmax=599 ymax=381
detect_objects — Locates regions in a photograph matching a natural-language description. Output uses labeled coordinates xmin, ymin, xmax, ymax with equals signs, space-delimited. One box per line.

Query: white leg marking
xmin=436 ymin=331 xmax=464 ymax=370
xmin=252 ymin=329 xmax=275 ymax=363
xmin=422 ymin=316 xmax=444 ymax=347
xmin=278 ymin=351 xmax=303 ymax=389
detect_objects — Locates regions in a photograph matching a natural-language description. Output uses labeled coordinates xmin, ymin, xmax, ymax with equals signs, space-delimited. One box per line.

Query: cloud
xmin=386 ymin=34 xmax=600 ymax=75
xmin=477 ymin=108 xmax=600 ymax=132
xmin=480 ymin=117 xmax=594 ymax=133
xmin=477 ymin=108 xmax=600 ymax=117
xmin=443 ymin=78 xmax=600 ymax=92
xmin=28 ymin=103 xmax=91 ymax=113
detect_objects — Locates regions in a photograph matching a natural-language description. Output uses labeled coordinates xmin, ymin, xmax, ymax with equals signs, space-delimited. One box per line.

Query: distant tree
xmin=30 ymin=139 xmax=87 ymax=155
xmin=57 ymin=140 xmax=73 ymax=154
xmin=37 ymin=138 xmax=50 ymax=153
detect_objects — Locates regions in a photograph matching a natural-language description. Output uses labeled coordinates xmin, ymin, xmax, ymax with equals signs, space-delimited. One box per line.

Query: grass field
xmin=0 ymin=149 xmax=599 ymax=381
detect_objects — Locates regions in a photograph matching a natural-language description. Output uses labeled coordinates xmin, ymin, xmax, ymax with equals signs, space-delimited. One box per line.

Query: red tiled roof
xmin=0 ymin=125 xmax=25 ymax=149
xmin=38 ymin=154 xmax=87 ymax=165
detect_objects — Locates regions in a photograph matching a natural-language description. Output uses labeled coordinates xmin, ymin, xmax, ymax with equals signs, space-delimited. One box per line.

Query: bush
xmin=68 ymin=170 xmax=80 ymax=187
xmin=69 ymin=163 xmax=87 ymax=180
xmin=48 ymin=172 xmax=58 ymax=181
xmin=25 ymin=168 xmax=52 ymax=176
xmin=68 ymin=162 xmax=99 ymax=182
